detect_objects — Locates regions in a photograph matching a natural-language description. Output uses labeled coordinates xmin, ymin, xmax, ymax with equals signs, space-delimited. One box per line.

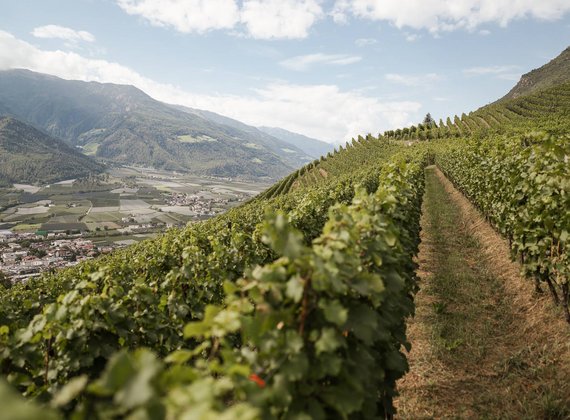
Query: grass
xmin=83 ymin=212 xmax=122 ymax=223
xmin=422 ymin=170 xmax=507 ymax=361
xmin=88 ymin=194 xmax=120 ymax=207
xmin=91 ymin=233 xmax=157 ymax=246
xmin=82 ymin=142 xmax=100 ymax=156
xmin=12 ymin=223 xmax=41 ymax=232
xmin=396 ymin=166 xmax=570 ymax=419
xmin=84 ymin=222 xmax=121 ymax=232
xmin=177 ymin=135 xmax=217 ymax=143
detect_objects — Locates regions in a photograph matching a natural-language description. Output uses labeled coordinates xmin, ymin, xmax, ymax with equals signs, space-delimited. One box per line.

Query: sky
xmin=1 ymin=1 xmax=569 ymax=144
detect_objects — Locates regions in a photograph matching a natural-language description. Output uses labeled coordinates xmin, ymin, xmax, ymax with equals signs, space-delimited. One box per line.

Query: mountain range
xmin=6 ymin=45 xmax=566 ymax=187
xmin=0 ymin=70 xmax=331 ymax=181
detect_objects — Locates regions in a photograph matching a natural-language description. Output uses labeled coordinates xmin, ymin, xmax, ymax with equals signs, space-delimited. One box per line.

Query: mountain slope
xmin=258 ymin=126 xmax=334 ymax=159
xmin=0 ymin=69 xmax=310 ymax=180
xmin=170 ymin=105 xmax=312 ymax=167
xmin=500 ymin=46 xmax=570 ymax=101
xmin=0 ymin=117 xmax=104 ymax=184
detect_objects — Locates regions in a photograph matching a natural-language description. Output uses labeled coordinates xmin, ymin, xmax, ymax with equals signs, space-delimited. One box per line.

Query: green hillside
xmin=374 ymin=47 xmax=570 ymax=143
xmin=0 ymin=117 xmax=104 ymax=185
xmin=172 ymin=105 xmax=316 ymax=163
xmin=379 ymin=80 xmax=570 ymax=142
xmin=0 ymin=48 xmax=569 ymax=418
xmin=0 ymin=70 xmax=312 ymax=180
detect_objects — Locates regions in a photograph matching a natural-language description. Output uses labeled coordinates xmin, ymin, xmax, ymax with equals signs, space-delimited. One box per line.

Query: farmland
xmin=0 ymin=166 xmax=268 ymax=244
xmin=0 ymin=168 xmax=268 ymax=281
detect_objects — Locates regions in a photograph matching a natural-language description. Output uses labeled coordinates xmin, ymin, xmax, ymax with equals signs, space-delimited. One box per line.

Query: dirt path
xmin=395 ymin=166 xmax=570 ymax=419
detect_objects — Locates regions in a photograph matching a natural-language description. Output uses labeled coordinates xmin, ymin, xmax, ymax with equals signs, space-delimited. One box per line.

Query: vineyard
xmin=1 ymin=60 xmax=570 ymax=418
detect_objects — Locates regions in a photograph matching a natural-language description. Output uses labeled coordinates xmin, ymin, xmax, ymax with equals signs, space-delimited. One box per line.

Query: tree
xmin=29 ymin=248 xmax=47 ymax=258
xmin=0 ymin=270 xmax=11 ymax=290
xmin=423 ymin=113 xmax=435 ymax=126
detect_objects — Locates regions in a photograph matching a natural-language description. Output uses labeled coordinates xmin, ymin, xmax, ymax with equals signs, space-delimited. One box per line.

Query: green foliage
xmin=434 ymin=133 xmax=570 ymax=321
xmin=423 ymin=113 xmax=435 ymax=126
xmin=2 ymin=49 xmax=569 ymax=415
xmin=387 ymin=79 xmax=570 ymax=143
xmin=0 ymin=271 xmax=10 ymax=290
xmin=0 ymin=139 xmax=429 ymax=417
xmin=0 ymin=149 xmax=427 ymax=417
xmin=0 ymin=380 xmax=58 ymax=420
xmin=258 ymin=137 xmax=408 ymax=198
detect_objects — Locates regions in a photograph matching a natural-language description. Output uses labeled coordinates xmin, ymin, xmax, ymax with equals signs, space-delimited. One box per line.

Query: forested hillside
xmin=0 ymin=117 xmax=103 ymax=185
xmin=0 ymin=48 xmax=569 ymax=418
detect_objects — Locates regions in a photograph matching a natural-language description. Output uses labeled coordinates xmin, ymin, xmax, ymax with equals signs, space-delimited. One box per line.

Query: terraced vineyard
xmin=1 ymin=51 xmax=570 ymax=418
xmin=381 ymin=81 xmax=570 ymax=141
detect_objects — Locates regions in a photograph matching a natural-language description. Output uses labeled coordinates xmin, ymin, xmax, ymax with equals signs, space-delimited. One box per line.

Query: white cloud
xmin=330 ymin=8 xmax=349 ymax=24
xmin=0 ymin=30 xmax=421 ymax=143
xmin=280 ymin=53 xmax=362 ymax=71
xmin=463 ymin=65 xmax=521 ymax=81
xmin=241 ymin=0 xmax=323 ymax=39
xmin=404 ymin=32 xmax=421 ymax=42
xmin=479 ymin=29 xmax=491 ymax=36
xmin=115 ymin=0 xmax=322 ymax=39
xmin=31 ymin=25 xmax=95 ymax=43
xmin=355 ymin=37 xmax=377 ymax=47
xmin=116 ymin=0 xmax=239 ymax=33
xmin=332 ymin=0 xmax=570 ymax=33
xmin=191 ymin=84 xmax=422 ymax=142
xmin=463 ymin=65 xmax=519 ymax=75
xmin=385 ymin=73 xmax=441 ymax=86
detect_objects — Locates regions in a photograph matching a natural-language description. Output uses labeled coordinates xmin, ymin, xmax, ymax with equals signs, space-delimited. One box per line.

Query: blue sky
xmin=1 ymin=0 xmax=569 ymax=143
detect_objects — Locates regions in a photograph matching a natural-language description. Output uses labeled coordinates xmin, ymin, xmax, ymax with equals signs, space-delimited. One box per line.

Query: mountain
xmin=500 ymin=46 xmax=570 ymax=101
xmin=257 ymin=126 xmax=334 ymax=159
xmin=170 ymin=105 xmax=313 ymax=166
xmin=0 ymin=69 xmax=312 ymax=180
xmin=0 ymin=117 xmax=104 ymax=185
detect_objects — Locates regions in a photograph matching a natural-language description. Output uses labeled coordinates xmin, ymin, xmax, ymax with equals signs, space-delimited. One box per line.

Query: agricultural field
xmin=0 ymin=167 xmax=268 ymax=245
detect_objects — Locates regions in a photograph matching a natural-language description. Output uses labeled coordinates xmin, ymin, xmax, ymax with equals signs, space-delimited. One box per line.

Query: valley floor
xmin=395 ymin=166 xmax=570 ymax=419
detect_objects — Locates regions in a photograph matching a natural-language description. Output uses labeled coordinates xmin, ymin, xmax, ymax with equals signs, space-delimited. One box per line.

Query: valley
xmin=0 ymin=167 xmax=268 ymax=281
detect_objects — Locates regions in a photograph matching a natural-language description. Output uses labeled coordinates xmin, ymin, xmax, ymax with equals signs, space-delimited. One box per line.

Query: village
xmin=163 ymin=192 xmax=233 ymax=216
xmin=0 ymin=191 xmax=256 ymax=283
xmin=0 ymin=230 xmax=121 ymax=282
xmin=0 ymin=167 xmax=267 ymax=285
